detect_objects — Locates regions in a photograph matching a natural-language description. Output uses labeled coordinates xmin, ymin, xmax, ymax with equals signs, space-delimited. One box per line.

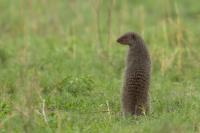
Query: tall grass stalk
xmin=107 ymin=0 xmax=114 ymax=48
xmin=175 ymin=3 xmax=184 ymax=73
xmin=138 ymin=5 xmax=145 ymax=37
xmin=94 ymin=0 xmax=102 ymax=56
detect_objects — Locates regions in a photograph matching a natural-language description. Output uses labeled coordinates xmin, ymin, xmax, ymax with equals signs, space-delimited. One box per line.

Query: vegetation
xmin=0 ymin=0 xmax=200 ymax=132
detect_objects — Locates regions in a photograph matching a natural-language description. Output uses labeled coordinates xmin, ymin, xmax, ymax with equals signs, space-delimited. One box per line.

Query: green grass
xmin=1 ymin=0 xmax=200 ymax=132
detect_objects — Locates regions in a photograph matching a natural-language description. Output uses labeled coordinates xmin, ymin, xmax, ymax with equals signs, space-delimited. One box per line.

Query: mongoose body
xmin=117 ymin=32 xmax=151 ymax=116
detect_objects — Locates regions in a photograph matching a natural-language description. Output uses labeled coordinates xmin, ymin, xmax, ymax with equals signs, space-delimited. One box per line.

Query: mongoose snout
xmin=117 ymin=32 xmax=151 ymax=116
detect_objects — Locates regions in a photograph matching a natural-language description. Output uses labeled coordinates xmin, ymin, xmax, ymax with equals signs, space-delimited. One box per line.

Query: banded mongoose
xmin=117 ymin=32 xmax=151 ymax=116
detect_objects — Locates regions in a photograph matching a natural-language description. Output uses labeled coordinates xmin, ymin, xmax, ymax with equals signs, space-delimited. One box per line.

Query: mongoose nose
xmin=117 ymin=38 xmax=120 ymax=43
xmin=117 ymin=37 xmax=122 ymax=43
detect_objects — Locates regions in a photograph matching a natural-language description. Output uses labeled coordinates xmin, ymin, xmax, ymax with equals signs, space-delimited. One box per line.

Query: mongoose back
xmin=117 ymin=32 xmax=151 ymax=116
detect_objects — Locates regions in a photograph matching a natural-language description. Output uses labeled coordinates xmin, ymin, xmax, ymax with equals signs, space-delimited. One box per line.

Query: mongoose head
xmin=117 ymin=32 xmax=142 ymax=46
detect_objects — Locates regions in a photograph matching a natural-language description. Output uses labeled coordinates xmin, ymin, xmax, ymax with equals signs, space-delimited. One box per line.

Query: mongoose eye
xmin=131 ymin=34 xmax=136 ymax=40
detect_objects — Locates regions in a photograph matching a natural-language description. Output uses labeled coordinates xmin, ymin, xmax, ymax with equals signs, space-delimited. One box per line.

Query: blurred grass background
xmin=0 ymin=0 xmax=200 ymax=132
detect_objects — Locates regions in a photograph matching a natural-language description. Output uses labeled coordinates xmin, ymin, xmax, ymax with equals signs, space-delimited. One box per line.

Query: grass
xmin=0 ymin=0 xmax=200 ymax=132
